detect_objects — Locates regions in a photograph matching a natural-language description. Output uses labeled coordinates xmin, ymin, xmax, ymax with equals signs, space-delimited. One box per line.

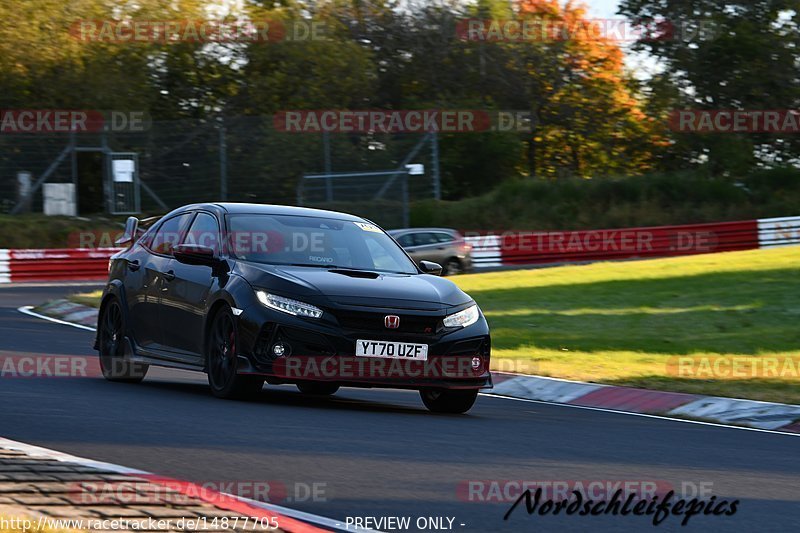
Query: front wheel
xmin=98 ymin=298 xmax=148 ymax=383
xmin=443 ymin=258 xmax=463 ymax=276
xmin=296 ymin=382 xmax=340 ymax=396
xmin=206 ymin=307 xmax=264 ymax=400
xmin=420 ymin=389 xmax=478 ymax=414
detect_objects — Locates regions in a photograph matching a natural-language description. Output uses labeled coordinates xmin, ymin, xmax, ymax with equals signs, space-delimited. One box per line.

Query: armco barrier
xmin=466 ymin=215 xmax=800 ymax=268
xmin=0 ymin=248 xmax=120 ymax=283
xmin=758 ymin=215 xmax=800 ymax=248
xmin=0 ymin=216 xmax=798 ymax=282
xmin=0 ymin=250 xmax=9 ymax=283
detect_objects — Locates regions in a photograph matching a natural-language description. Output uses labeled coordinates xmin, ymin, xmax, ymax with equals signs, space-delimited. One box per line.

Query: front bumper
xmin=234 ymin=301 xmax=492 ymax=390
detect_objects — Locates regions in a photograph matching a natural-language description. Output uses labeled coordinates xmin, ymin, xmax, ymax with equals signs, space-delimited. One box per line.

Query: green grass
xmin=0 ymin=214 xmax=124 ymax=248
xmin=452 ymin=247 xmax=800 ymax=404
xmin=67 ymin=290 xmax=102 ymax=308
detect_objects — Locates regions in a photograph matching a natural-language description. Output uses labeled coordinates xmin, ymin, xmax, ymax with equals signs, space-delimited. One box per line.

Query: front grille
xmin=334 ymin=310 xmax=442 ymax=335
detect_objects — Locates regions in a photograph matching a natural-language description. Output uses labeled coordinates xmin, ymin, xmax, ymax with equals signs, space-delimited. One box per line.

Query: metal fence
xmin=0 ymin=116 xmax=440 ymax=228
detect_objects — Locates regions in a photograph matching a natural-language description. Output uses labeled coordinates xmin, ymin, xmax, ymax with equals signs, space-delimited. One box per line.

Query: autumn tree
xmin=507 ymin=0 xmax=665 ymax=178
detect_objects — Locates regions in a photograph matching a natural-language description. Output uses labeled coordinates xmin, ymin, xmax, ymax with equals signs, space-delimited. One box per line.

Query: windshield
xmin=227 ymin=214 xmax=418 ymax=275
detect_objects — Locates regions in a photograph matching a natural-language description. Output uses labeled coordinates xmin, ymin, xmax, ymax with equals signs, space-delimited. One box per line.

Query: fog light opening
xmin=272 ymin=342 xmax=290 ymax=358
xmin=471 ymin=356 xmax=483 ymax=371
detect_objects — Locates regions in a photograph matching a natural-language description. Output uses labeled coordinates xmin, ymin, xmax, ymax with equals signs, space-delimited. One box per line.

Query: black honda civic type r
xmin=95 ymin=203 xmax=491 ymax=413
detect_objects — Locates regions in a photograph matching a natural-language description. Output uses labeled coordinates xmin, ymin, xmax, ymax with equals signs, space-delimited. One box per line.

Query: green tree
xmin=619 ymin=0 xmax=800 ymax=174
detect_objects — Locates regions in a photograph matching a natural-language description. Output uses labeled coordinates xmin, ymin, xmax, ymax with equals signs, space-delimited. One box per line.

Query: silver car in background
xmin=388 ymin=228 xmax=473 ymax=275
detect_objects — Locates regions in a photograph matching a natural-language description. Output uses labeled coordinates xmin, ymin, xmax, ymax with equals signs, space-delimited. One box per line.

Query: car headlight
xmin=443 ymin=304 xmax=479 ymax=328
xmin=256 ymin=291 xmax=323 ymax=318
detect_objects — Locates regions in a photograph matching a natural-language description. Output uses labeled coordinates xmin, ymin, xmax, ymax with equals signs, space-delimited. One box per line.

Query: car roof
xmin=170 ymin=202 xmax=367 ymax=222
xmin=388 ymin=228 xmax=459 ymax=234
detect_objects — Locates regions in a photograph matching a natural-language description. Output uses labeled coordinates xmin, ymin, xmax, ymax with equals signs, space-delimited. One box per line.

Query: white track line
xmin=0 ymin=436 xmax=358 ymax=532
xmin=17 ymin=305 xmax=96 ymax=332
xmin=481 ymin=393 xmax=800 ymax=437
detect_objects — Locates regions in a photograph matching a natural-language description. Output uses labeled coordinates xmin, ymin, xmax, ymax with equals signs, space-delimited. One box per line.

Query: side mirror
xmin=115 ymin=216 xmax=139 ymax=247
xmin=173 ymin=244 xmax=217 ymax=267
xmin=419 ymin=260 xmax=443 ymax=276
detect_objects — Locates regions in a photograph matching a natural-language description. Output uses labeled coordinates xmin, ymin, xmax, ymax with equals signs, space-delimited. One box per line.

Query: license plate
xmin=356 ymin=340 xmax=428 ymax=361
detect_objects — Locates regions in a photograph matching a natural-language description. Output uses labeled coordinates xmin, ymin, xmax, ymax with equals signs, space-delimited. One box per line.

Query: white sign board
xmin=43 ymin=183 xmax=76 ymax=216
xmin=112 ymin=159 xmax=135 ymax=183
xmin=405 ymin=164 xmax=424 ymax=176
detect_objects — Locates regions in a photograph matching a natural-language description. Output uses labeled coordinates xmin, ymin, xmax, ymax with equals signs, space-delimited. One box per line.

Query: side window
xmin=150 ymin=213 xmax=193 ymax=256
xmin=414 ymin=232 xmax=439 ymax=246
xmin=396 ymin=234 xmax=415 ymax=247
xmin=435 ymin=232 xmax=455 ymax=243
xmin=138 ymin=225 xmax=157 ymax=248
xmin=183 ymin=212 xmax=220 ymax=253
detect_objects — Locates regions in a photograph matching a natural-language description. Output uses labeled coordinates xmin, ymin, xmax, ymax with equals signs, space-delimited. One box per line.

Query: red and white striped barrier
xmin=0 ymin=248 xmax=120 ymax=283
xmin=0 ymin=249 xmax=9 ymax=283
xmin=466 ymin=215 xmax=800 ymax=269
xmin=0 ymin=215 xmax=797 ymax=282
xmin=758 ymin=215 xmax=800 ymax=248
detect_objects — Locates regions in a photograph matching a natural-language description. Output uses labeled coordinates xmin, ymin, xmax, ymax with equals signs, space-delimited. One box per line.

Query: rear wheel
xmin=420 ymin=389 xmax=478 ymax=414
xmin=98 ymin=298 xmax=148 ymax=383
xmin=206 ymin=307 xmax=263 ymax=399
xmin=296 ymin=382 xmax=340 ymax=396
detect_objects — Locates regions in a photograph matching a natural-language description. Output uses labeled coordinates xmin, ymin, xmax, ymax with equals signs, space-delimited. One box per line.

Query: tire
xmin=98 ymin=298 xmax=148 ymax=383
xmin=420 ymin=389 xmax=478 ymax=414
xmin=206 ymin=306 xmax=264 ymax=400
xmin=296 ymin=382 xmax=340 ymax=396
xmin=443 ymin=258 xmax=462 ymax=276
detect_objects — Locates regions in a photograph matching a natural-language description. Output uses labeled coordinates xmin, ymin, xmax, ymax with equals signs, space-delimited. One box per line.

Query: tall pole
xmin=431 ymin=132 xmax=441 ymax=200
xmin=219 ymin=124 xmax=228 ymax=201
xmin=70 ymin=132 xmax=78 ymax=215
xmin=402 ymin=172 xmax=409 ymax=227
xmin=323 ymin=131 xmax=333 ymax=202
xmin=101 ymin=131 xmax=110 ymax=213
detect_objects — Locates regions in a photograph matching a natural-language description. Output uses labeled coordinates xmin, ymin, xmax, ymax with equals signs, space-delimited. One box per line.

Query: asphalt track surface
xmin=1 ymin=284 xmax=799 ymax=533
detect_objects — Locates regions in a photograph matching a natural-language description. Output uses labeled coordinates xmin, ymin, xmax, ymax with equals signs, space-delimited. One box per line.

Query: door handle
xmin=162 ymin=270 xmax=175 ymax=281
xmin=127 ymin=259 xmax=140 ymax=272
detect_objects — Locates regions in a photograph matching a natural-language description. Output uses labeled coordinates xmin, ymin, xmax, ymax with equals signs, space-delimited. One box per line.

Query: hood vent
xmin=329 ymin=269 xmax=381 ymax=279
